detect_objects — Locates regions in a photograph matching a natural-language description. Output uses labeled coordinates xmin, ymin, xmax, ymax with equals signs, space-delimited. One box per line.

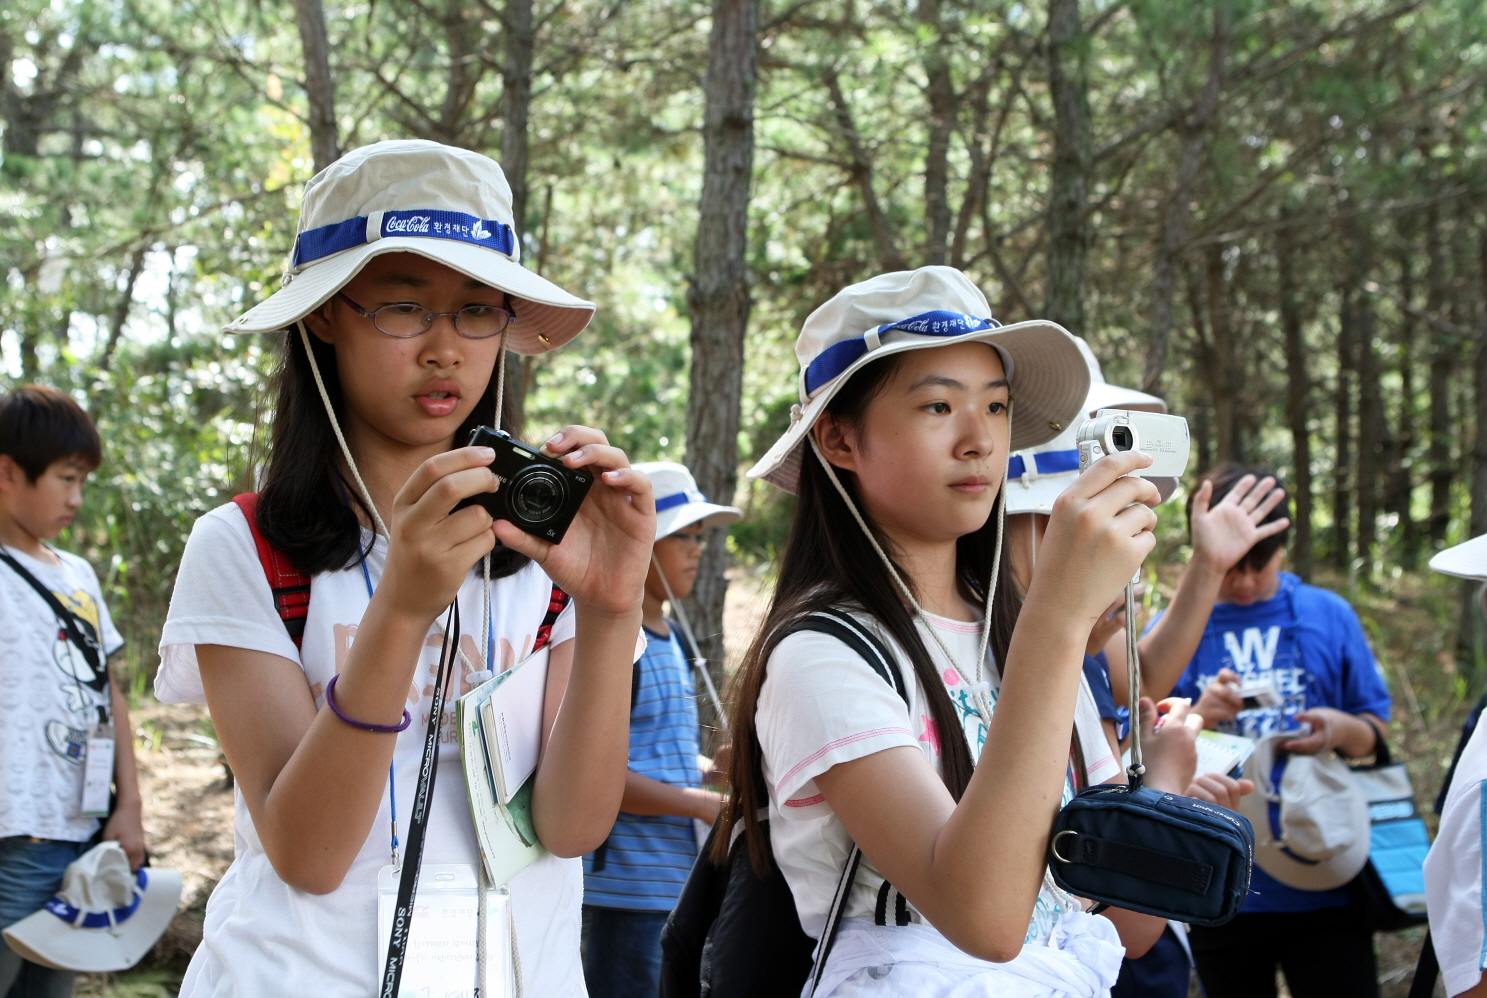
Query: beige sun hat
xmin=1236 ymin=733 xmax=1372 ymax=891
xmin=1430 ymin=534 xmax=1487 ymax=582
xmin=225 ymin=139 xmax=593 ymax=355
xmin=1005 ymin=337 xmax=1172 ymax=515
xmin=2 ymin=842 xmax=183 ymax=973
xmin=635 ymin=462 xmax=742 ymax=541
xmin=747 ymin=267 xmax=1090 ymax=493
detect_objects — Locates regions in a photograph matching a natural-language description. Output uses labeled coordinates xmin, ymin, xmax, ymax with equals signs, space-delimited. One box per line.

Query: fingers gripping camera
xmin=455 ymin=427 xmax=595 ymax=543
xmin=1075 ymin=409 xmax=1191 ymax=502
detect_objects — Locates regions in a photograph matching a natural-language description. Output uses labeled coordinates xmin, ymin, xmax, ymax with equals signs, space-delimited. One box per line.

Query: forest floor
xmin=74 ymin=563 xmax=1465 ymax=997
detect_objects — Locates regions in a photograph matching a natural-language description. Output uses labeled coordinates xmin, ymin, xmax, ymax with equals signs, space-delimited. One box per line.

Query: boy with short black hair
xmin=0 ymin=385 xmax=141 ymax=998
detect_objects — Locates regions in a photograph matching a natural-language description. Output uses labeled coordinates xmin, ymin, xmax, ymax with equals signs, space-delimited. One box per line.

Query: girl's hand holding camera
xmin=1029 ymin=449 xmax=1161 ymax=624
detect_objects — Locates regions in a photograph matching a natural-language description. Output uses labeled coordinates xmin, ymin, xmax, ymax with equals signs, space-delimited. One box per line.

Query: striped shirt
xmin=583 ymin=625 xmax=702 ymax=910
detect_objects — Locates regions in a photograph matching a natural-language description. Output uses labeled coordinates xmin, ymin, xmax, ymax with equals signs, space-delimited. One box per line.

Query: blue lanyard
xmin=356 ymin=537 xmax=494 ymax=869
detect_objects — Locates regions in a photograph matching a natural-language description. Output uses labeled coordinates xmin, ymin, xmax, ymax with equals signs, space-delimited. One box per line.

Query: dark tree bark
xmin=1278 ymin=223 xmax=1313 ymax=580
xmin=501 ymin=0 xmax=536 ymax=430
xmin=1332 ymin=283 xmax=1356 ymax=570
xmin=684 ymin=0 xmax=757 ymax=694
xmin=292 ymin=0 xmax=340 ymax=172
xmin=824 ymin=67 xmax=906 ymax=272
xmin=99 ymin=245 xmax=147 ymax=373
xmin=1393 ymin=247 xmax=1419 ymax=568
xmin=1355 ymin=290 xmax=1386 ymax=571
xmin=1427 ymin=200 xmax=1454 ymax=546
xmin=1471 ymin=220 xmax=1487 ymax=541
xmin=1045 ymin=0 xmax=1093 ymax=333
xmin=1204 ymin=244 xmax=1240 ymax=462
xmin=1141 ymin=4 xmax=1228 ymax=394
xmin=919 ymin=0 xmax=955 ymax=266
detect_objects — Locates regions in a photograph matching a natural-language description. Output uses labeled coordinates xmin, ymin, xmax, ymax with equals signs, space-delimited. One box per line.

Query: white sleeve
xmin=155 ymin=503 xmax=303 ymax=705
xmin=1426 ymin=721 xmax=1487 ymax=997
xmin=757 ymin=630 xmax=920 ymax=805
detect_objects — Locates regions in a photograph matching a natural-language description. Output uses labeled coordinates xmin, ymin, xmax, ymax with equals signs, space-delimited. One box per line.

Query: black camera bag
xmin=1047 ymin=581 xmax=1254 ymax=926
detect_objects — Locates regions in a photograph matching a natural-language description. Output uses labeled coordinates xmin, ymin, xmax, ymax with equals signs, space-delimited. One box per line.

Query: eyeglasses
xmin=336 ymin=292 xmax=516 ymax=339
xmin=664 ymin=531 xmax=707 ymax=549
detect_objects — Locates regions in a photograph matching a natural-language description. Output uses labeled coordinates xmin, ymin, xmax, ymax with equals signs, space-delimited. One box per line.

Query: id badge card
xmin=377 ymin=863 xmax=514 ymax=998
xmin=81 ymin=736 xmax=114 ymax=817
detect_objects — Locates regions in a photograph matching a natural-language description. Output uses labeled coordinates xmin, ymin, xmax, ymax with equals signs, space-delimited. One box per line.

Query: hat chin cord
xmin=652 ymin=551 xmax=730 ymax=733
xmin=804 ymin=419 xmax=1005 ymax=727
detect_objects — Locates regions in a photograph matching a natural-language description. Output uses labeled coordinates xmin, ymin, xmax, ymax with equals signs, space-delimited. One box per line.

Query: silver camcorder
xmin=1076 ymin=409 xmax=1191 ymax=484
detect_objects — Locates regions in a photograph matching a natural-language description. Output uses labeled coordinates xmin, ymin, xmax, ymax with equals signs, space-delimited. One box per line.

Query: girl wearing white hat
xmin=153 ymin=140 xmax=655 ymax=997
xmin=716 ymin=266 xmax=1174 ymax=996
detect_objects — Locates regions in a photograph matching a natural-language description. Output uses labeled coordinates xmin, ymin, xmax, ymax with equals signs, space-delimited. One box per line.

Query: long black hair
xmin=715 ymin=352 xmax=1021 ymax=871
xmin=256 ymin=325 xmax=528 ymax=577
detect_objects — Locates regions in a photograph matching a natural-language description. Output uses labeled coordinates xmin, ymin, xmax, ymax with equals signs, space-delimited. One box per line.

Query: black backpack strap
xmin=1408 ymin=930 xmax=1438 ymax=998
xmin=779 ymin=608 xmax=912 ymax=993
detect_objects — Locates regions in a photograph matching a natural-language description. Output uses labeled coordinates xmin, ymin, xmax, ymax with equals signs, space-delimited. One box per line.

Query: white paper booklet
xmin=479 ymin=648 xmax=550 ymax=804
xmin=1194 ymin=730 xmax=1256 ymax=778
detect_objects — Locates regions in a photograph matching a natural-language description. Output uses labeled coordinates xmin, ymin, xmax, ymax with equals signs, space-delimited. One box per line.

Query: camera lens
xmin=1111 ymin=426 xmax=1134 ymax=451
xmin=511 ymin=468 xmax=567 ymax=523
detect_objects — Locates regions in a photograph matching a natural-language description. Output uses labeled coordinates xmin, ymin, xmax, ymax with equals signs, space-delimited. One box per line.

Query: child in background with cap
xmin=717 ymin=266 xmax=1176 ymax=997
xmin=581 ymin=461 xmax=737 ymax=998
xmin=0 ymin=385 xmax=141 ymax=998
xmin=154 ymin=140 xmax=654 ymax=998
xmin=1422 ymin=535 xmax=1487 ymax=998
xmin=1139 ymin=462 xmax=1391 ymax=998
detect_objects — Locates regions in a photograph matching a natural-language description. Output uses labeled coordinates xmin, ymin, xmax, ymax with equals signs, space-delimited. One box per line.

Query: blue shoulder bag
xmin=1048 ymin=580 xmax=1255 ymax=926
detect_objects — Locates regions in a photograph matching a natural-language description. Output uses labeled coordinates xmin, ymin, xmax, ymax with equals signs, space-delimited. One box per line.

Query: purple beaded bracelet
xmin=324 ymin=675 xmax=412 ymax=733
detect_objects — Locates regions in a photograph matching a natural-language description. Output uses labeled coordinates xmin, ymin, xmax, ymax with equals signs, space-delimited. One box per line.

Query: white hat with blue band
xmin=224 ymin=139 xmax=594 ymax=355
xmin=2 ymin=842 xmax=182 ymax=973
xmin=746 ymin=266 xmax=1090 ymax=493
xmin=1005 ymin=337 xmax=1170 ymax=514
xmin=636 ymin=461 xmax=742 ymax=541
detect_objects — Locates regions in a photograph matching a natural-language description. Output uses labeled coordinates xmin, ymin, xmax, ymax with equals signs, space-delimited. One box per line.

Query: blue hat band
xmin=656 ymin=489 xmax=707 ymax=513
xmin=293 ymin=209 xmax=517 ymax=268
xmin=803 ymin=310 xmax=1001 ymax=396
xmin=44 ymin=868 xmax=148 ymax=929
xmin=1008 ymin=448 xmax=1080 ymax=481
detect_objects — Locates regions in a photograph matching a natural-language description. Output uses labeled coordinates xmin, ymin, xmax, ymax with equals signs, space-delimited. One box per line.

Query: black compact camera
xmin=456 ymin=427 xmax=594 ymax=544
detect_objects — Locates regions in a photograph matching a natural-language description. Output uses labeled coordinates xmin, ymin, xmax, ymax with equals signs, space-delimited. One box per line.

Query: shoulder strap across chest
xmin=781 ymin=606 xmax=909 ymax=708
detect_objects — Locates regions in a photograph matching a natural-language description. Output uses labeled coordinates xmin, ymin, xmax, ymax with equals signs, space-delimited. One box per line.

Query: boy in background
xmin=582 ymin=461 xmax=738 ymax=998
xmin=0 ymin=385 xmax=141 ymax=998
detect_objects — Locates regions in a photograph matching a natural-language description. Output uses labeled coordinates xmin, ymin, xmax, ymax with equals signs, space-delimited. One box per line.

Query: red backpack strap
xmin=532 ymin=584 xmax=570 ymax=653
xmin=232 ymin=493 xmax=311 ymax=649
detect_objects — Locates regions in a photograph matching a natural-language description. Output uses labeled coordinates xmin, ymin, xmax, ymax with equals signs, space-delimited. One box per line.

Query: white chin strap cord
xmin=652 ymin=552 xmax=730 ymax=733
xmin=804 ymin=421 xmax=1006 ymax=726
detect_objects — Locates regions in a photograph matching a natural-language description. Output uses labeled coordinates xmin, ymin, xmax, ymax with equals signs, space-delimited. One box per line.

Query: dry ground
xmin=75 ymin=564 xmax=1456 ymax=996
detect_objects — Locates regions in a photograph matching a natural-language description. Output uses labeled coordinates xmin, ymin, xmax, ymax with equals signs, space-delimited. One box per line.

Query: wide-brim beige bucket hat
xmin=1430 ymin=533 xmax=1487 ymax=582
xmin=225 ymin=139 xmax=593 ymax=355
xmin=1005 ymin=337 xmax=1171 ymax=515
xmin=747 ymin=266 xmax=1090 ymax=493
xmin=635 ymin=462 xmax=742 ymax=540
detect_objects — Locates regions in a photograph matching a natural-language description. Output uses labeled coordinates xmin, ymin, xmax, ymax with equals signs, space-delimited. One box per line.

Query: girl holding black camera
xmin=717 ymin=267 xmax=1175 ymax=996
xmin=154 ymin=140 xmax=654 ymax=996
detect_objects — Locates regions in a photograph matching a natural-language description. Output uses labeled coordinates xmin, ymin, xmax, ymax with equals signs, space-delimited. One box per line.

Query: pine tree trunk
xmin=1355 ymin=295 xmax=1385 ymax=572
xmin=920 ymin=0 xmax=954 ymax=266
xmin=1045 ymin=0 xmax=1092 ymax=334
xmin=1427 ymin=201 xmax=1454 ymax=546
xmin=1205 ymin=244 xmax=1240 ymax=462
xmin=1394 ymin=248 xmax=1419 ymax=568
xmin=292 ymin=0 xmax=339 ymax=173
xmin=1332 ymin=286 xmax=1356 ymax=570
xmin=684 ymin=0 xmax=757 ymax=703
xmin=1471 ymin=221 xmax=1487 ymax=540
xmin=1278 ymin=223 xmax=1313 ymax=580
xmin=501 ymin=0 xmax=536 ymax=431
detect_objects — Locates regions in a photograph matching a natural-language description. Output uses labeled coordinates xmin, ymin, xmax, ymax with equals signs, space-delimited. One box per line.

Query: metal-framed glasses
xmin=336 ymin=292 xmax=516 ymax=339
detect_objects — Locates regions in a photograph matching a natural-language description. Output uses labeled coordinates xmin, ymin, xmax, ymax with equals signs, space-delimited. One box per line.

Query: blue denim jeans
xmin=581 ymin=905 xmax=669 ymax=998
xmin=0 ymin=837 xmax=88 ymax=998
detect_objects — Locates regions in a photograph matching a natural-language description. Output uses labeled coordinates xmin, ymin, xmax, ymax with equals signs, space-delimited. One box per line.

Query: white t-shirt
xmin=0 ymin=546 xmax=124 ymax=841
xmin=757 ymin=608 xmax=1114 ymax=945
xmin=157 ymin=502 xmax=630 ymax=998
xmin=1425 ymin=716 xmax=1487 ymax=997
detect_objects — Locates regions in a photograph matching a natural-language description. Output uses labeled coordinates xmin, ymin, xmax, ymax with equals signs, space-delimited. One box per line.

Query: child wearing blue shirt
xmin=582 ymin=462 xmax=739 ymax=998
xmin=1144 ymin=462 xmax=1391 ymax=998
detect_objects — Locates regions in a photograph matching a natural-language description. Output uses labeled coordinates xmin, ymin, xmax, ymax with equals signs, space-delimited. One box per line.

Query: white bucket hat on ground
xmin=1005 ymin=337 xmax=1171 ymax=515
xmin=635 ymin=462 xmax=742 ymax=541
xmin=746 ymin=267 xmax=1090 ymax=493
xmin=225 ymin=139 xmax=594 ymax=355
xmin=1237 ymin=733 xmax=1371 ymax=891
xmin=2 ymin=842 xmax=182 ymax=973
xmin=1430 ymin=534 xmax=1487 ymax=582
